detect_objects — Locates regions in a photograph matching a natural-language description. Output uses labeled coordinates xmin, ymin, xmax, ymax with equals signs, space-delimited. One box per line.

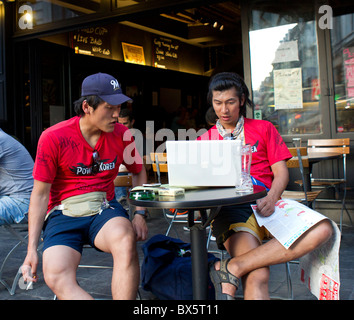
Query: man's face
xmin=89 ymin=102 xmax=121 ymax=133
xmin=212 ymin=87 xmax=245 ymax=130
xmin=118 ymin=116 xmax=134 ymax=129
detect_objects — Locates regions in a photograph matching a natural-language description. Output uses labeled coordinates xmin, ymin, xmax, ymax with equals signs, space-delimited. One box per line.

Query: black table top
xmin=128 ymin=185 xmax=267 ymax=209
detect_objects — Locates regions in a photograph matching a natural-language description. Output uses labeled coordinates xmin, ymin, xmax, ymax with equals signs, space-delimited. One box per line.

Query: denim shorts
xmin=42 ymin=198 xmax=128 ymax=254
xmin=0 ymin=196 xmax=29 ymax=226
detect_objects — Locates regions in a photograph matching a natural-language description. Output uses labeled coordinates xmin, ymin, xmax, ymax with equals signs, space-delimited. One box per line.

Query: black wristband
xmin=134 ymin=210 xmax=147 ymax=218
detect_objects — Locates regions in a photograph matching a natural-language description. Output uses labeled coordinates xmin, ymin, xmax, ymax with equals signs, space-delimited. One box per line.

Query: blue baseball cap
xmin=81 ymin=72 xmax=131 ymax=105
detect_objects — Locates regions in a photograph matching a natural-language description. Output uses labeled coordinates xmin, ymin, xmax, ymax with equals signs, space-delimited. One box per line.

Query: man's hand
xmin=256 ymin=194 xmax=278 ymax=217
xmin=256 ymin=160 xmax=289 ymax=217
xmin=21 ymin=250 xmax=39 ymax=283
xmin=132 ymin=214 xmax=148 ymax=241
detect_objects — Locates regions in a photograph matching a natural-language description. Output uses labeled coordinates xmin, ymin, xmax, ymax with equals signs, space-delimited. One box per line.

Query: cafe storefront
xmin=0 ymin=0 xmax=353 ymax=208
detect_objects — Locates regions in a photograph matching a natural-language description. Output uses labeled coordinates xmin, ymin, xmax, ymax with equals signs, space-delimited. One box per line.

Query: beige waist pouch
xmin=48 ymin=192 xmax=110 ymax=218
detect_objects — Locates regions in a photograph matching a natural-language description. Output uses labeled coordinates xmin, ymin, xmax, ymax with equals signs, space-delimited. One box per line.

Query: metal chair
xmin=306 ymin=138 xmax=351 ymax=232
xmin=282 ymin=147 xmax=323 ymax=207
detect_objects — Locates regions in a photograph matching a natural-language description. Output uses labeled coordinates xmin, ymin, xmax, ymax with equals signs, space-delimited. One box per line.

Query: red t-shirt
xmin=198 ymin=118 xmax=291 ymax=189
xmin=33 ymin=116 xmax=142 ymax=212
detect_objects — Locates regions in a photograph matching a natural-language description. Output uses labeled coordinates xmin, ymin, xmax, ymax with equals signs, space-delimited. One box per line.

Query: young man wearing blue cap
xmin=22 ymin=73 xmax=148 ymax=300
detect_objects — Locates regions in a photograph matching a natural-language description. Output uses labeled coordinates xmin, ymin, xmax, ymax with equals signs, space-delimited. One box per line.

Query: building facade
xmin=0 ymin=0 xmax=353 ymax=199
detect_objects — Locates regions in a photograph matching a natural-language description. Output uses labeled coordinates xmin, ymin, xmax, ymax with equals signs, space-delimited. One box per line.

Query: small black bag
xmin=141 ymin=234 xmax=218 ymax=300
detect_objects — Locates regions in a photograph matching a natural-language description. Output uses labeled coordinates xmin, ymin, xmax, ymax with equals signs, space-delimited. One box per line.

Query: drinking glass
xmin=235 ymin=144 xmax=253 ymax=193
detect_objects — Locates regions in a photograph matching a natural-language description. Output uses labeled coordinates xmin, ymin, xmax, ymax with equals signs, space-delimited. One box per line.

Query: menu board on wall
xmin=71 ymin=27 xmax=111 ymax=58
xmin=153 ymin=37 xmax=180 ymax=71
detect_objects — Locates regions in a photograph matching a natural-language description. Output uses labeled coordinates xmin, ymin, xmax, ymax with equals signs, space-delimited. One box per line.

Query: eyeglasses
xmin=91 ymin=149 xmax=100 ymax=175
xmin=223 ymin=133 xmax=235 ymax=140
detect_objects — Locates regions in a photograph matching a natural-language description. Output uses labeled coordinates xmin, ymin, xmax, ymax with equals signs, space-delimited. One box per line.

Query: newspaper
xmin=251 ymin=199 xmax=341 ymax=300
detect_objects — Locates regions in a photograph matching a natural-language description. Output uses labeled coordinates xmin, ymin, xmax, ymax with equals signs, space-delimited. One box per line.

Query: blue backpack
xmin=141 ymin=234 xmax=218 ymax=300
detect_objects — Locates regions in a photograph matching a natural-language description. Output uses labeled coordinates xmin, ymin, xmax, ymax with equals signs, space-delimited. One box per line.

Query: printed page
xmin=252 ymin=199 xmax=341 ymax=300
xmin=252 ymin=199 xmax=325 ymax=249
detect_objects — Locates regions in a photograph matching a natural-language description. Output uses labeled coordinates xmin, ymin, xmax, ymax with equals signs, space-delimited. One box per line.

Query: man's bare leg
xmin=214 ymin=219 xmax=333 ymax=298
xmin=43 ymin=245 xmax=93 ymax=300
xmin=94 ymin=216 xmax=140 ymax=300
xmin=223 ymin=231 xmax=270 ymax=299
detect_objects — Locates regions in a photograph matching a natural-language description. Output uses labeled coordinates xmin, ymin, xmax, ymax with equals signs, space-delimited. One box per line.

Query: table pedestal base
xmin=188 ymin=207 xmax=221 ymax=300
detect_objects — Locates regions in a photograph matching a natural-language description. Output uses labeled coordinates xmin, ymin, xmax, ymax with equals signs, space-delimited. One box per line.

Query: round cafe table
xmin=129 ymin=185 xmax=267 ymax=300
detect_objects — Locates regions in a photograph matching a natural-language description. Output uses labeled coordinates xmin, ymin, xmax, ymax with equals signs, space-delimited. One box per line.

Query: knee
xmin=318 ymin=220 xmax=333 ymax=243
xmin=111 ymin=230 xmax=138 ymax=262
xmin=245 ymin=267 xmax=270 ymax=287
xmin=243 ymin=267 xmax=270 ymax=299
xmin=43 ymin=263 xmax=66 ymax=292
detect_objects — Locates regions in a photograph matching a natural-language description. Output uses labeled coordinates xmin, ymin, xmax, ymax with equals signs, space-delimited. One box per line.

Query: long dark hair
xmin=207 ymin=72 xmax=253 ymax=118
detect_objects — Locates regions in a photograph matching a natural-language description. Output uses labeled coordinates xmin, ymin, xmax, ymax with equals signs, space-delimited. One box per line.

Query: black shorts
xmin=42 ymin=199 xmax=129 ymax=254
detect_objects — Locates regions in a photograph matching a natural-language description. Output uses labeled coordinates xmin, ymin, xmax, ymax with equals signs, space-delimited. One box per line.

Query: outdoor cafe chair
xmin=282 ymin=147 xmax=323 ymax=207
xmin=298 ymin=138 xmax=351 ymax=232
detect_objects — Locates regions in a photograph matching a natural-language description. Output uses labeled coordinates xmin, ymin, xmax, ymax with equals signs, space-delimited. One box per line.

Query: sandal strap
xmin=219 ymin=258 xmax=239 ymax=289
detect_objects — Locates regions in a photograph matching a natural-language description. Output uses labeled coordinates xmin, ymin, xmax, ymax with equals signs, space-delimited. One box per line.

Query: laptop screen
xmin=166 ymin=140 xmax=241 ymax=187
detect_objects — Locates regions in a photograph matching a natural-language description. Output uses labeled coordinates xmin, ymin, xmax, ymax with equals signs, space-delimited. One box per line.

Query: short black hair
xmin=207 ymin=72 xmax=253 ymax=118
xmin=73 ymin=95 xmax=104 ymax=116
xmin=119 ymin=108 xmax=134 ymax=121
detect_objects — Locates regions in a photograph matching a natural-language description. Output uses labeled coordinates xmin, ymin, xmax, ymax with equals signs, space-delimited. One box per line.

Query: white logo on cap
xmin=110 ymin=79 xmax=120 ymax=91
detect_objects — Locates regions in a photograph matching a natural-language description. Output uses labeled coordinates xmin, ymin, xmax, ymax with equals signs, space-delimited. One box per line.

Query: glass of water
xmin=235 ymin=144 xmax=253 ymax=193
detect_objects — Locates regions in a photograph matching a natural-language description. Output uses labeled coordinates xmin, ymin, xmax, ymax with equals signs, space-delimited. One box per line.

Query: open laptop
xmin=166 ymin=140 xmax=241 ymax=187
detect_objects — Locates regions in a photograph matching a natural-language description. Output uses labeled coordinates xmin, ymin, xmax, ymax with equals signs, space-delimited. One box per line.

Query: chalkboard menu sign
xmin=153 ymin=37 xmax=180 ymax=70
xmin=71 ymin=27 xmax=111 ymax=58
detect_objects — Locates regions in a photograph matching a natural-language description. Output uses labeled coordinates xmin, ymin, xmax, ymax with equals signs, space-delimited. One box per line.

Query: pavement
xmin=0 ymin=207 xmax=353 ymax=301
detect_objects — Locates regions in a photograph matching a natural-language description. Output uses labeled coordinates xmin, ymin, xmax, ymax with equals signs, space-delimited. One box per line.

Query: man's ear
xmin=82 ymin=100 xmax=91 ymax=115
xmin=240 ymin=94 xmax=246 ymax=107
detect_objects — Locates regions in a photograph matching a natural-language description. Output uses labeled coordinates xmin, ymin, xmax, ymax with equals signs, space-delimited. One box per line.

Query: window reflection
xmin=331 ymin=13 xmax=354 ymax=133
xmin=249 ymin=10 xmax=322 ymax=135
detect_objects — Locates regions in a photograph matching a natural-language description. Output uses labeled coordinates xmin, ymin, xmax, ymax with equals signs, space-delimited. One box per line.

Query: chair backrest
xmin=113 ymin=174 xmax=132 ymax=187
xmin=286 ymin=147 xmax=309 ymax=169
xmin=308 ymin=138 xmax=350 ymax=179
xmin=113 ymin=164 xmax=132 ymax=187
xmin=150 ymin=153 xmax=168 ymax=173
xmin=307 ymin=138 xmax=350 ymax=155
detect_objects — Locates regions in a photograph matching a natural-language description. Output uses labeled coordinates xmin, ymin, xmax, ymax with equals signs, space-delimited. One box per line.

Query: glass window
xmin=331 ymin=13 xmax=354 ymax=133
xmin=16 ymin=1 xmax=99 ymax=31
xmin=249 ymin=9 xmax=322 ymax=135
xmin=16 ymin=1 xmax=158 ymax=31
